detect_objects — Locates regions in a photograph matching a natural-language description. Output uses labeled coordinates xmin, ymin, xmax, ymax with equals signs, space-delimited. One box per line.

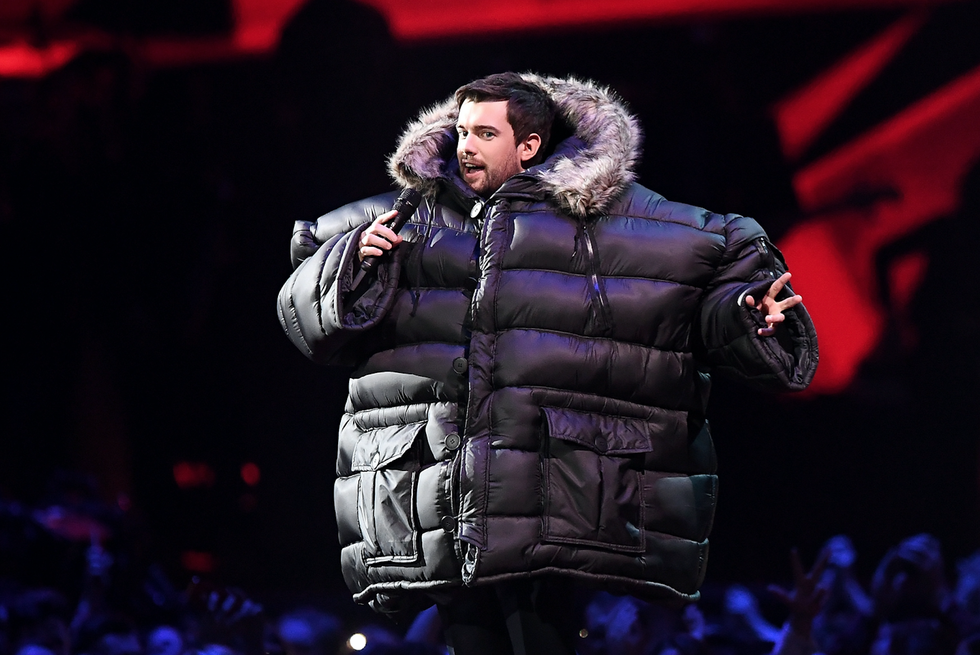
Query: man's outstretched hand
xmin=745 ymin=272 xmax=803 ymax=337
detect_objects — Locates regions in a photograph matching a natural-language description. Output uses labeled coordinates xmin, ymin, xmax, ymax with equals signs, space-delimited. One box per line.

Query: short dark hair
xmin=455 ymin=72 xmax=557 ymax=167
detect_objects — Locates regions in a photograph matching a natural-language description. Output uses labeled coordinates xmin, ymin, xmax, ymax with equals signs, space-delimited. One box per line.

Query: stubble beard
xmin=460 ymin=151 xmax=523 ymax=199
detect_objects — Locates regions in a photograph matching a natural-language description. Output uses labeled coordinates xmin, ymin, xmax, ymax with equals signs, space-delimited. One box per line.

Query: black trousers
xmin=436 ymin=579 xmax=579 ymax=655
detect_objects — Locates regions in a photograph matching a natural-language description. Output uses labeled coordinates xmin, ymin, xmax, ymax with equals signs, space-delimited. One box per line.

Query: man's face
xmin=456 ymin=99 xmax=525 ymax=198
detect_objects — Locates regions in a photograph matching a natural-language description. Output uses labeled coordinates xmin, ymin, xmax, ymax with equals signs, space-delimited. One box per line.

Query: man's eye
xmin=482 ymin=132 xmax=494 ymax=139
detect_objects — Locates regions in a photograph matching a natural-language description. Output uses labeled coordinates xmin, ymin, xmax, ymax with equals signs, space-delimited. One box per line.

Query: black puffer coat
xmin=278 ymin=74 xmax=818 ymax=612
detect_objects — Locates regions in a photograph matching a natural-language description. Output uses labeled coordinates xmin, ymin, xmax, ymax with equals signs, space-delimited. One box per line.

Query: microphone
xmin=350 ymin=187 xmax=423 ymax=289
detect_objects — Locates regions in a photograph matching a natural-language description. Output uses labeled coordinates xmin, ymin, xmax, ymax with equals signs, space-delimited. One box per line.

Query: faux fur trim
xmin=387 ymin=73 xmax=643 ymax=219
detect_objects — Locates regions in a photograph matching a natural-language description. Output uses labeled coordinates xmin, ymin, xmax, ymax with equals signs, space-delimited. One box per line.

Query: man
xmin=278 ymin=72 xmax=818 ymax=653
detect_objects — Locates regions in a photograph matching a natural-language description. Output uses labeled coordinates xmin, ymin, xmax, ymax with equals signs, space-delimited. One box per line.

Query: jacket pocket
xmin=352 ymin=421 xmax=426 ymax=566
xmin=540 ymin=407 xmax=652 ymax=554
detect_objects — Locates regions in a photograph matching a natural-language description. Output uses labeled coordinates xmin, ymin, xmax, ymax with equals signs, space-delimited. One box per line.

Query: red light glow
xmin=779 ymin=63 xmax=980 ymax=393
xmin=356 ymin=0 xmax=953 ymax=41
xmin=240 ymin=462 xmax=261 ymax=486
xmin=0 ymin=0 xmax=958 ymax=76
xmin=0 ymin=40 xmax=80 ymax=78
xmin=181 ymin=550 xmax=216 ymax=573
xmin=772 ymin=11 xmax=925 ymax=161
xmin=779 ymin=215 xmax=885 ymax=394
xmin=173 ymin=462 xmax=216 ymax=489
xmin=886 ymin=249 xmax=929 ymax=349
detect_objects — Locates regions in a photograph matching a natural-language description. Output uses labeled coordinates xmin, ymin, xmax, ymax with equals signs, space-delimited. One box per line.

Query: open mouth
xmin=462 ymin=163 xmax=484 ymax=176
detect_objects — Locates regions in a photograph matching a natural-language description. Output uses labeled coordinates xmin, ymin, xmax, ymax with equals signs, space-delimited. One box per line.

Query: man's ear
xmin=518 ymin=133 xmax=542 ymax=166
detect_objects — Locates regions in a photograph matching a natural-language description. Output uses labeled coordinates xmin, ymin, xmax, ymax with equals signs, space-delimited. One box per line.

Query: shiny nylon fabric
xmin=277 ymin=182 xmax=817 ymax=612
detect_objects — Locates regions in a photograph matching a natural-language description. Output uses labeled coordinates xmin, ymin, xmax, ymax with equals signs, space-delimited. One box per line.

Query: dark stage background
xmin=2 ymin=0 xmax=979 ymax=602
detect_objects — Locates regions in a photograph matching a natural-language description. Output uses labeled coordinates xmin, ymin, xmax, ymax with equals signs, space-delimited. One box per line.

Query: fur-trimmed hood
xmin=387 ymin=73 xmax=643 ymax=219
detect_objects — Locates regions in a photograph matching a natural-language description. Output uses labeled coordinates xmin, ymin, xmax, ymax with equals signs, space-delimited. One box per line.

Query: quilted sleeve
xmin=276 ymin=193 xmax=406 ymax=365
xmin=695 ymin=214 xmax=818 ymax=391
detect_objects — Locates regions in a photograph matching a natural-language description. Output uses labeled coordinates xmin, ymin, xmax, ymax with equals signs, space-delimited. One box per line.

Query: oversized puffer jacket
xmin=277 ymin=74 xmax=818 ymax=612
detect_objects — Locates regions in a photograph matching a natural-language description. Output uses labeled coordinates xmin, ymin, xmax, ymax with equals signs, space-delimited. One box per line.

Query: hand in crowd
xmin=85 ymin=535 xmax=114 ymax=582
xmin=726 ymin=584 xmax=782 ymax=643
xmin=820 ymin=535 xmax=875 ymax=616
xmin=683 ymin=603 xmax=707 ymax=643
xmin=768 ymin=548 xmax=830 ymax=640
xmin=7 ymin=479 xmax=980 ymax=655
xmin=205 ymin=588 xmax=263 ymax=627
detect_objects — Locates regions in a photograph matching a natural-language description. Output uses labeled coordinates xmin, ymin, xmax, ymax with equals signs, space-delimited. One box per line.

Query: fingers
xmin=790 ymin=547 xmax=806 ymax=582
xmin=756 ymin=295 xmax=803 ymax=336
xmin=809 ymin=548 xmax=831 ymax=583
xmin=747 ymin=271 xmax=802 ymax=311
xmin=749 ymin=270 xmax=803 ymax=336
xmin=792 ymin=547 xmax=830 ymax=589
xmin=756 ymin=312 xmax=784 ymax=336
xmin=767 ymin=584 xmax=791 ymax=606
xmin=359 ymin=233 xmax=394 ymax=258
xmin=767 ymin=271 xmax=792 ymax=298
xmin=358 ymin=211 xmax=403 ymax=261
xmin=746 ymin=294 xmax=802 ymax=311
xmin=370 ymin=210 xmax=402 ymax=244
xmin=375 ymin=208 xmax=400 ymax=228
xmin=776 ymin=294 xmax=803 ymax=312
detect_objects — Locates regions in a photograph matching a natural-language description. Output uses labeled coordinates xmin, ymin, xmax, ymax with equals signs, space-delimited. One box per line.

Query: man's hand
xmin=744 ymin=271 xmax=803 ymax=337
xmin=358 ymin=210 xmax=402 ymax=262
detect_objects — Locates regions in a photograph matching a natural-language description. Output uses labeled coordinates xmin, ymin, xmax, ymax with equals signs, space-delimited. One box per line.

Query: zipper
xmin=462 ymin=542 xmax=480 ymax=584
xmin=583 ymin=222 xmax=613 ymax=336
xmin=452 ymin=199 xmax=494 ymax=538
xmin=754 ymin=237 xmax=777 ymax=278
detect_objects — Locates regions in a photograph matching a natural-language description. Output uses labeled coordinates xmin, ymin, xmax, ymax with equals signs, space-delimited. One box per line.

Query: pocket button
xmin=452 ymin=357 xmax=468 ymax=374
xmin=445 ymin=433 xmax=461 ymax=451
xmin=440 ymin=516 xmax=457 ymax=532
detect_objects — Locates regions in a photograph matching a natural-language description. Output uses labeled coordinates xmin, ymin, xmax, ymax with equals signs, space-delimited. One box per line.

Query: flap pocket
xmin=351 ymin=421 xmax=425 ymax=472
xmin=541 ymin=407 xmax=654 ymax=455
xmin=540 ymin=407 xmax=652 ymax=554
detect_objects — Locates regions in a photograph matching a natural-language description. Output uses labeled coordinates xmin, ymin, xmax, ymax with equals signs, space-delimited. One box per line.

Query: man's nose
xmin=459 ymin=133 xmax=476 ymax=154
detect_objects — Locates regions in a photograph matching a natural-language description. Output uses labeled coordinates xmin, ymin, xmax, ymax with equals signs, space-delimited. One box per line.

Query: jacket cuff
xmin=733 ymin=279 xmax=818 ymax=391
xmin=290 ymin=220 xmax=318 ymax=270
xmin=330 ymin=223 xmax=403 ymax=332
